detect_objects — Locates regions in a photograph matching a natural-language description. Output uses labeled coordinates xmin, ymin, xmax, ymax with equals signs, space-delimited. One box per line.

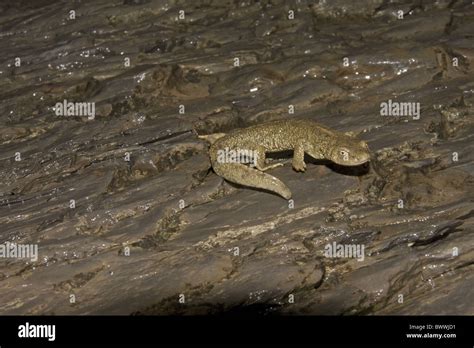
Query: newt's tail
xmin=211 ymin=162 xmax=292 ymax=200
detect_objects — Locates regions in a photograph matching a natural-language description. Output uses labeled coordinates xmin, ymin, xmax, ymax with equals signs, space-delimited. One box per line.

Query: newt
xmin=200 ymin=119 xmax=370 ymax=199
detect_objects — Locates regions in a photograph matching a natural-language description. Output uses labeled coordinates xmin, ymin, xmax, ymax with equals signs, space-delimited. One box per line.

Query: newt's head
xmin=327 ymin=136 xmax=371 ymax=166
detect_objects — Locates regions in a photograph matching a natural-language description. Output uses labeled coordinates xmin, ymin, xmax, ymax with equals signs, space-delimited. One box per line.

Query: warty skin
xmin=208 ymin=119 xmax=371 ymax=199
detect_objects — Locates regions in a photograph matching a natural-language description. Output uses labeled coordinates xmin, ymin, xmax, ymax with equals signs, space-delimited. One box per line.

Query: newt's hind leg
xmin=198 ymin=133 xmax=227 ymax=145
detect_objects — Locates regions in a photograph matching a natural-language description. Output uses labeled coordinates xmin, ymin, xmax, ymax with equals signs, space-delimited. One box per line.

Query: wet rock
xmin=0 ymin=0 xmax=473 ymax=315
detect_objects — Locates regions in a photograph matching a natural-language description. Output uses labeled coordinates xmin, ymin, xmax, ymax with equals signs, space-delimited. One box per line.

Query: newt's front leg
xmin=292 ymin=143 xmax=306 ymax=172
xmin=209 ymin=143 xmax=292 ymax=199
